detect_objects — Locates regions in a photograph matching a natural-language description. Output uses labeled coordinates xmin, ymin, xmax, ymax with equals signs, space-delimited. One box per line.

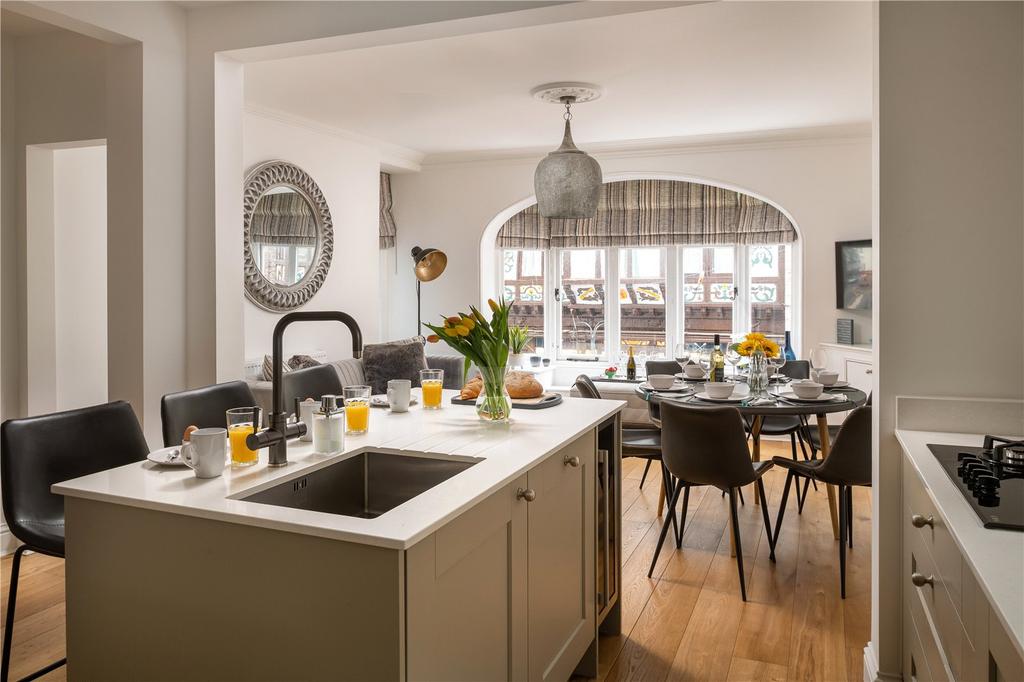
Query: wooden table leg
xmin=817 ymin=414 xmax=841 ymax=540
xmin=750 ymin=416 xmax=763 ymax=506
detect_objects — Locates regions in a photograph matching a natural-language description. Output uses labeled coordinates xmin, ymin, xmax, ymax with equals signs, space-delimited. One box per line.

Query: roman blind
xmin=250 ymin=192 xmax=317 ymax=246
xmin=497 ymin=179 xmax=796 ymax=249
xmin=379 ymin=172 xmax=397 ymax=249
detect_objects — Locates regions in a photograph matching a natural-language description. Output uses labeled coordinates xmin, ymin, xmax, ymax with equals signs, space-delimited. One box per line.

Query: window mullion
xmin=734 ymin=244 xmax=749 ymax=335
xmin=606 ymin=247 xmax=620 ymax=363
xmin=665 ymin=245 xmax=679 ymax=359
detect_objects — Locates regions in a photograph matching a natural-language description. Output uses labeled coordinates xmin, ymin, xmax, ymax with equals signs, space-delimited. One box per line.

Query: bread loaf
xmin=505 ymin=371 xmax=543 ymax=399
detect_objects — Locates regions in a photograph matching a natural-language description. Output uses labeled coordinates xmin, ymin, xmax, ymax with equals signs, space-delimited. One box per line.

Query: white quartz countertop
xmin=54 ymin=391 xmax=623 ymax=550
xmin=896 ymin=429 xmax=1024 ymax=656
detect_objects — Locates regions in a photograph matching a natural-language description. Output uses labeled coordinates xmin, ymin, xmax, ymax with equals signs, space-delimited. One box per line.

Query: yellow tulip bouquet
xmin=424 ymin=298 xmax=513 ymax=422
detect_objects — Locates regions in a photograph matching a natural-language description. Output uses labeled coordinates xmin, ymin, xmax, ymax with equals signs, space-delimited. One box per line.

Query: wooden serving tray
xmin=449 ymin=392 xmax=564 ymax=410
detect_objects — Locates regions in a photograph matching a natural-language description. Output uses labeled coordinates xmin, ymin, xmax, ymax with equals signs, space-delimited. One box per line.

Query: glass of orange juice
xmin=420 ymin=369 xmax=444 ymax=410
xmin=226 ymin=407 xmax=260 ymax=466
xmin=343 ymin=385 xmax=371 ymax=435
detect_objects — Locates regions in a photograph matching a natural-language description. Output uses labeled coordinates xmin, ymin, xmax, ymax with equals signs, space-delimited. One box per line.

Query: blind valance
xmin=497 ymin=179 xmax=796 ymax=249
xmin=250 ymin=192 xmax=317 ymax=246
xmin=379 ymin=172 xmax=397 ymax=249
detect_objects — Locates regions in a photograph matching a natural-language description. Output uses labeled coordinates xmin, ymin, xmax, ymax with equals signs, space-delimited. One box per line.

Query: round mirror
xmin=243 ymin=161 xmax=333 ymax=312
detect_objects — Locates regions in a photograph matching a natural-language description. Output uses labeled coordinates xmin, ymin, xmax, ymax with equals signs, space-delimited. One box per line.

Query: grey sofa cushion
xmin=362 ymin=337 xmax=429 ymax=394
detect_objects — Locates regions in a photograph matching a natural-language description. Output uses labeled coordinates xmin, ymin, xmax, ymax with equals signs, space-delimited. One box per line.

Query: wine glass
xmin=725 ymin=346 xmax=742 ymax=379
xmin=696 ymin=351 xmax=711 ymax=378
xmin=769 ymin=351 xmax=787 ymax=384
xmin=809 ymin=347 xmax=828 ymax=381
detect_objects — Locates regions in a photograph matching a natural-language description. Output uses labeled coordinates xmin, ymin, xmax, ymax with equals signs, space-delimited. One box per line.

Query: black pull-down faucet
xmin=246 ymin=311 xmax=363 ymax=467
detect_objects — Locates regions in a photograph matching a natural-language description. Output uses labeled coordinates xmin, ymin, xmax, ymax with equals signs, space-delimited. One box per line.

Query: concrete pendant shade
xmin=534 ymin=118 xmax=602 ymax=219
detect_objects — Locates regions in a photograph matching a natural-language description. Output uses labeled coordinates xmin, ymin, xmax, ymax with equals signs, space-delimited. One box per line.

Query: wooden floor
xmin=0 ymin=441 xmax=869 ymax=682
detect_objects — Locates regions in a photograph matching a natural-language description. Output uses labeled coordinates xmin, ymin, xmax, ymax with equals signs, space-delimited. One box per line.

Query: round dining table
xmin=635 ymin=381 xmax=868 ymax=543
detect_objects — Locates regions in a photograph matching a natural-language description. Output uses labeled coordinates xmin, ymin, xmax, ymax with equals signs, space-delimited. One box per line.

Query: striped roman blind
xmin=250 ymin=191 xmax=317 ymax=246
xmin=379 ymin=172 xmax=397 ymax=249
xmin=497 ymin=179 xmax=796 ymax=249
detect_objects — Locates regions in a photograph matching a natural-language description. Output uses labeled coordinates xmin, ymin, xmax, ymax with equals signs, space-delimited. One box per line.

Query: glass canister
xmin=312 ymin=395 xmax=345 ymax=454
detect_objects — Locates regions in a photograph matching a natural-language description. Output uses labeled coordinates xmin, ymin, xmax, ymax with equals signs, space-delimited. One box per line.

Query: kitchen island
xmin=53 ymin=390 xmax=624 ymax=681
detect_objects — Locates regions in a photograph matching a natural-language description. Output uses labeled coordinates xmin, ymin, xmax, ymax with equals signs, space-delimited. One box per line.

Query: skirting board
xmin=863 ymin=642 xmax=901 ymax=682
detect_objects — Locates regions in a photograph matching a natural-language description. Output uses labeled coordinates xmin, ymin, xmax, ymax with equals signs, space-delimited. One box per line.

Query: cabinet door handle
xmin=911 ymin=514 xmax=934 ymax=529
xmin=516 ymin=488 xmax=536 ymax=502
xmin=911 ymin=572 xmax=934 ymax=588
xmin=865 ymin=369 xmax=873 ymax=375
xmin=564 ymin=455 xmax=581 ymax=468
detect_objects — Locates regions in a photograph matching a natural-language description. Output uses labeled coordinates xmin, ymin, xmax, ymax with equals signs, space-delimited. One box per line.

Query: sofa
xmin=247 ymin=354 xmax=466 ymax=416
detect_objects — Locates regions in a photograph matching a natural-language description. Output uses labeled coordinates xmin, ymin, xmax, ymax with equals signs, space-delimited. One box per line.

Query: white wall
xmin=871 ymin=3 xmax=1024 ymax=676
xmin=53 ymin=144 xmax=107 ymax=410
xmin=242 ymin=111 xmax=382 ymax=361
xmin=388 ymin=129 xmax=872 ymax=356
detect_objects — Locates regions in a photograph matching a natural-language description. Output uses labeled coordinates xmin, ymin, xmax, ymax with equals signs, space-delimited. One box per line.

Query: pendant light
xmin=532 ymin=83 xmax=603 ymax=219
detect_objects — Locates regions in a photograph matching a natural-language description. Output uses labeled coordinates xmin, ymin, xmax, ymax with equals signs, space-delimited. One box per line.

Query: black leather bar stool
xmin=575 ymin=375 xmax=678 ymax=543
xmin=282 ymin=364 xmax=344 ymax=410
xmin=161 ymin=380 xmax=257 ymax=447
xmin=773 ymin=405 xmax=871 ymax=598
xmin=1 ymin=401 xmax=149 ymax=681
xmin=652 ymin=401 xmax=776 ymax=600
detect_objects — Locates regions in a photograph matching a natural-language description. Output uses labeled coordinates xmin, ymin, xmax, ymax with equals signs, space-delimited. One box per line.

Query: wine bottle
xmin=710 ymin=334 xmax=725 ymax=382
xmin=626 ymin=347 xmax=637 ymax=381
xmin=783 ymin=331 xmax=797 ymax=362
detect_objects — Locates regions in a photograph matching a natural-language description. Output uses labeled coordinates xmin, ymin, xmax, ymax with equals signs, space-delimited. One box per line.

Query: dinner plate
xmin=777 ymin=391 xmax=842 ymax=403
xmin=639 ymin=381 xmax=693 ymax=393
xmin=147 ymin=445 xmax=187 ymax=466
xmin=692 ymin=392 xmax=745 ymax=403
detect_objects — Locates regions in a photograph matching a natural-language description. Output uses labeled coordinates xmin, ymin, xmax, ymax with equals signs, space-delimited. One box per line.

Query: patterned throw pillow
xmin=261 ymin=355 xmax=294 ymax=382
xmin=287 ymin=354 xmax=321 ymax=371
xmin=362 ymin=336 xmax=428 ymax=395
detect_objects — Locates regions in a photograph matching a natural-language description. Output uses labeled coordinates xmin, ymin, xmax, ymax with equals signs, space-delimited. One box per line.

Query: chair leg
xmin=2 ymin=546 xmax=67 ymax=682
xmin=676 ymin=484 xmax=690 ymax=549
xmin=660 ymin=462 xmax=680 ymax=544
xmin=756 ymin=478 xmax=776 ymax=562
xmin=789 ymin=434 xmax=806 ymax=509
xmin=773 ymin=471 xmax=794 ymax=549
xmin=648 ymin=479 xmax=683 ymax=578
xmin=796 ymin=429 xmax=819 ymax=492
xmin=639 ymin=459 xmax=652 ymax=489
xmin=728 ymin=488 xmax=747 ymax=601
xmin=737 ymin=487 xmax=745 ymax=505
xmin=839 ymin=485 xmax=848 ymax=599
xmin=797 ymin=476 xmax=810 ymax=514
xmin=848 ymin=486 xmax=854 ymax=549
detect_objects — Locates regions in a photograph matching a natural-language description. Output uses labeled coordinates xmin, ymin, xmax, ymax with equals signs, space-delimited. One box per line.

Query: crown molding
xmin=243 ymin=103 xmax=424 ymax=173
xmin=419 ymin=122 xmax=872 ymax=169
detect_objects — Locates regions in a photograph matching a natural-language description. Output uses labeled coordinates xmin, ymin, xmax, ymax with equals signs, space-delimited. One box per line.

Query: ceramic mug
xmin=387 ymin=379 xmax=411 ymax=413
xmin=182 ymin=427 xmax=227 ymax=478
xmin=296 ymin=398 xmax=317 ymax=442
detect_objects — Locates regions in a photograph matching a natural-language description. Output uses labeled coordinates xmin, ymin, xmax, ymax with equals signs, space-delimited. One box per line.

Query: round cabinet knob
xmin=910 ymin=514 xmax=934 ymax=529
xmin=911 ymin=572 xmax=935 ymax=588
xmin=516 ymin=488 xmax=536 ymax=502
xmin=564 ymin=455 xmax=581 ymax=468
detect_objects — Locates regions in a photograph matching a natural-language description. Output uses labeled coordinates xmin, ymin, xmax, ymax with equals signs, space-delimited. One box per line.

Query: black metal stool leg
xmin=639 ymin=459 xmax=652 ymax=489
xmin=756 ymin=478 xmax=776 ymax=562
xmin=839 ymin=485 xmax=848 ymax=599
xmin=648 ymin=479 xmax=683 ymax=578
xmin=675 ymin=484 xmax=690 ymax=549
xmin=2 ymin=546 xmax=67 ymax=682
xmin=728 ymin=488 xmax=747 ymax=601
xmin=773 ymin=471 xmax=794 ymax=548
xmin=660 ymin=463 xmax=680 ymax=545
xmin=848 ymin=486 xmax=854 ymax=548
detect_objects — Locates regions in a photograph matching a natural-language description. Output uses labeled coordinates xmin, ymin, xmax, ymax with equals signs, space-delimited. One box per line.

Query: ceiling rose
xmin=530 ymin=82 xmax=604 ymax=105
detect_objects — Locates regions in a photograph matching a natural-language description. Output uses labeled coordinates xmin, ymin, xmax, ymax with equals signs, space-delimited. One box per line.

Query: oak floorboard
xmin=726 ymin=656 xmax=788 ymax=682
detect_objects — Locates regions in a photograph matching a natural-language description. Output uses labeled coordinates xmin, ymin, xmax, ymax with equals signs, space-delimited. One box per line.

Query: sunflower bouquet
xmin=735 ymin=332 xmax=780 ymax=359
xmin=424 ymin=298 xmax=513 ymax=422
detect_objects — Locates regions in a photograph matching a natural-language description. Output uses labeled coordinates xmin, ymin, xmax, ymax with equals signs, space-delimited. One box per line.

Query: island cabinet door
xmin=405 ymin=475 xmax=529 ymax=682
xmin=527 ymin=431 xmax=597 ymax=682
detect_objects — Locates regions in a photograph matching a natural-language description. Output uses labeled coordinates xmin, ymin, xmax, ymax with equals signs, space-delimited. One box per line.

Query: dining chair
xmin=773 ymin=405 xmax=871 ymax=598
xmin=1 ymin=401 xmax=149 ymax=681
xmin=652 ymin=401 xmax=776 ymax=600
xmin=282 ymin=363 xmax=344 ymax=411
xmin=574 ymin=375 xmax=678 ymax=542
xmin=161 ymin=380 xmax=258 ymax=447
xmin=636 ymin=360 xmax=683 ymax=488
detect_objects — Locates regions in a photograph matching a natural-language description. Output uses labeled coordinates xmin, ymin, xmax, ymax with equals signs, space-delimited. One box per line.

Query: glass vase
xmin=748 ymin=349 xmax=770 ymax=397
xmin=475 ymin=365 xmax=512 ymax=424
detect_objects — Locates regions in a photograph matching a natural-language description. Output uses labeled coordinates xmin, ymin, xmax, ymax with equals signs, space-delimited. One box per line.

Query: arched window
xmin=489 ymin=178 xmax=800 ymax=362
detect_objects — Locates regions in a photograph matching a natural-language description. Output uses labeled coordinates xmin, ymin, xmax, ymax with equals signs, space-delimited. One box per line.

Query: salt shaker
xmin=312 ymin=394 xmax=345 ymax=455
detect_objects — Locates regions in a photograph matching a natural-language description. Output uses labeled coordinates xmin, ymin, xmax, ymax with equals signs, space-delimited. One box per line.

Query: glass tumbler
xmin=343 ymin=385 xmax=371 ymax=434
xmin=226 ymin=407 xmax=259 ymax=467
xmin=420 ymin=369 xmax=444 ymax=410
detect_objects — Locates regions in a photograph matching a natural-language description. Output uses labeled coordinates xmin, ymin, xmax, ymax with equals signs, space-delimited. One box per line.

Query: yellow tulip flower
xmin=454 ymin=325 xmax=470 ymax=337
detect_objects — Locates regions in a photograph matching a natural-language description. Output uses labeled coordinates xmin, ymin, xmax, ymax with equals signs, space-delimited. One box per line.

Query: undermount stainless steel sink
xmin=240 ymin=452 xmax=477 ymax=519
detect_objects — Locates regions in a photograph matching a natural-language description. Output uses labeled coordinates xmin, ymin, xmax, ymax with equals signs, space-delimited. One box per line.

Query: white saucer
xmin=147 ymin=445 xmax=187 ymax=466
xmin=693 ymin=392 xmax=745 ymax=403
xmin=778 ymin=391 xmax=841 ymax=403
xmin=370 ymin=395 xmax=419 ymax=408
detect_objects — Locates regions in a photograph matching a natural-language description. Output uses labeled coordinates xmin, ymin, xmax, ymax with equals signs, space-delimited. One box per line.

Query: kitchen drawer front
xmin=844 ymin=359 xmax=873 ymax=394
xmin=905 ymin=547 xmax=956 ymax=682
xmin=989 ymin=610 xmax=1024 ymax=682
xmin=904 ymin=506 xmax=966 ymax=681
xmin=902 ymin=454 xmax=963 ymax=612
xmin=904 ymin=597 xmax=934 ymax=682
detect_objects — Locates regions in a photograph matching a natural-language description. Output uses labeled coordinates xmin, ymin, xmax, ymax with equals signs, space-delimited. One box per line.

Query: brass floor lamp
xmin=411 ymin=246 xmax=447 ymax=334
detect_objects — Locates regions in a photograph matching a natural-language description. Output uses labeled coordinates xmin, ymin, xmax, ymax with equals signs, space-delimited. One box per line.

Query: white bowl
xmin=683 ymin=365 xmax=706 ymax=379
xmin=792 ymin=381 xmax=824 ymax=399
xmin=816 ymin=370 xmax=839 ymax=386
xmin=703 ymin=382 xmax=735 ymax=399
xmin=648 ymin=374 xmax=676 ymax=390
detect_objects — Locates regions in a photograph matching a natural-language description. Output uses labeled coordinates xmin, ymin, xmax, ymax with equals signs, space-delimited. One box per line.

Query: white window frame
xmin=494 ymin=242 xmax=802 ymax=363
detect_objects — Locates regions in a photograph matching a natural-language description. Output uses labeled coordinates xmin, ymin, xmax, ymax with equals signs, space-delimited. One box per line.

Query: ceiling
xmin=244 ymin=2 xmax=873 ymax=160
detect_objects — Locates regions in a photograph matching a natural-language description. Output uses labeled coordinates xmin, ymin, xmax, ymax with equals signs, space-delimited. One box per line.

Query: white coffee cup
xmin=181 ymin=427 xmax=227 ymax=478
xmin=387 ymin=379 xmax=411 ymax=413
xmin=683 ymin=364 xmax=705 ymax=379
xmin=297 ymin=399 xmax=317 ymax=442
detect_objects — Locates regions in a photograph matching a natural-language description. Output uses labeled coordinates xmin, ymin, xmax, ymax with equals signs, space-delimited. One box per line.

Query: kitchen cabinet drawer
xmin=905 ymin=598 xmax=934 ymax=682
xmin=902 ymin=454 xmax=963 ymax=613
xmin=904 ymin=504 xmax=964 ymax=680
xmin=844 ymin=359 xmax=873 ymax=395
xmin=989 ymin=610 xmax=1024 ymax=682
